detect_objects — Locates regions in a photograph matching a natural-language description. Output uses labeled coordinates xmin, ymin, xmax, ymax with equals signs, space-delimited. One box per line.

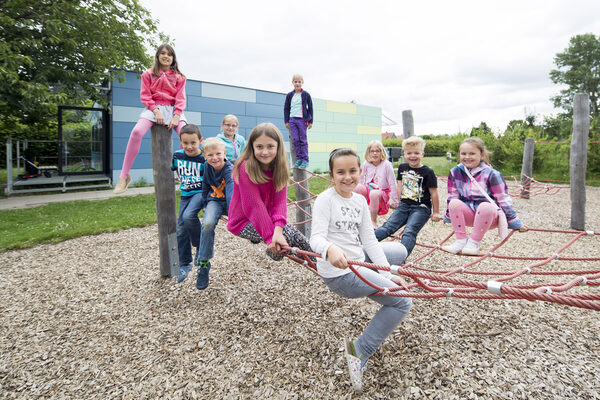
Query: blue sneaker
xmin=293 ymin=160 xmax=302 ymax=168
xmin=300 ymin=160 xmax=309 ymax=169
xmin=196 ymin=262 xmax=211 ymax=290
xmin=177 ymin=264 xmax=193 ymax=283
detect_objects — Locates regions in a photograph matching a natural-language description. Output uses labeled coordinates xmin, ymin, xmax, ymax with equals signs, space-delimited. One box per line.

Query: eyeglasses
xmin=223 ymin=123 xmax=238 ymax=128
xmin=369 ymin=149 xmax=382 ymax=153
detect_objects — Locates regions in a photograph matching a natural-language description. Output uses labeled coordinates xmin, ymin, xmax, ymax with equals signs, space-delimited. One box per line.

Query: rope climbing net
xmin=283 ymin=169 xmax=600 ymax=311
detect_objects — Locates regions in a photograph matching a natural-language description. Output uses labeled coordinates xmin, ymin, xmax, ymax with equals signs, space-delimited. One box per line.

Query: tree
xmin=0 ymin=0 xmax=167 ymax=126
xmin=550 ymin=33 xmax=600 ymax=117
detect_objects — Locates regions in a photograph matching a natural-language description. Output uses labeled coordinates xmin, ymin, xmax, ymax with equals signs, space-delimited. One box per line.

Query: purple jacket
xmin=444 ymin=163 xmax=522 ymax=229
xmin=284 ymin=90 xmax=313 ymax=125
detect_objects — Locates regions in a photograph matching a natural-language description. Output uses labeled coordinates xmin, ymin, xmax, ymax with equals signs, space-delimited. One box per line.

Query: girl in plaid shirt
xmin=442 ymin=138 xmax=527 ymax=255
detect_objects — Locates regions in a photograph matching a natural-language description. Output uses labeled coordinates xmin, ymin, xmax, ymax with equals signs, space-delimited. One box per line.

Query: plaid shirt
xmin=445 ymin=163 xmax=522 ymax=228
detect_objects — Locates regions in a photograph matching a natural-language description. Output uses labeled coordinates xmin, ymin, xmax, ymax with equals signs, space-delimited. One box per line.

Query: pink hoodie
xmin=227 ymin=161 xmax=287 ymax=244
xmin=139 ymin=68 xmax=186 ymax=115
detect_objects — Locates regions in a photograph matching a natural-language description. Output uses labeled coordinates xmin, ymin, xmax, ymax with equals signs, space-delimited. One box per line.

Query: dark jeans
xmin=177 ymin=193 xmax=204 ymax=266
xmin=374 ymin=203 xmax=430 ymax=255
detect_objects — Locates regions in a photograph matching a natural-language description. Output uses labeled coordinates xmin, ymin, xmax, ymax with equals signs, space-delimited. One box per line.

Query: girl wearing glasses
xmin=353 ymin=140 xmax=399 ymax=227
xmin=217 ymin=114 xmax=246 ymax=162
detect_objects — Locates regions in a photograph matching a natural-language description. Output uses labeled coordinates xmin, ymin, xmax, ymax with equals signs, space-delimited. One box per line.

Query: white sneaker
xmin=344 ymin=338 xmax=364 ymax=392
xmin=442 ymin=238 xmax=468 ymax=254
xmin=113 ymin=176 xmax=131 ymax=194
xmin=461 ymin=239 xmax=481 ymax=255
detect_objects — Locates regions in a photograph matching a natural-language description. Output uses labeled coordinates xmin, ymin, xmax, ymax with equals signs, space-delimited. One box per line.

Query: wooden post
xmin=402 ymin=110 xmax=414 ymax=139
xmin=520 ymin=137 xmax=535 ymax=199
xmin=151 ymin=125 xmax=179 ymax=277
xmin=570 ymin=93 xmax=589 ymax=231
xmin=288 ymin=131 xmax=311 ymax=236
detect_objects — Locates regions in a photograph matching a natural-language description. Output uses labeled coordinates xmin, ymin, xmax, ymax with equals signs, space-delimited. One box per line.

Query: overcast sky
xmin=139 ymin=0 xmax=600 ymax=136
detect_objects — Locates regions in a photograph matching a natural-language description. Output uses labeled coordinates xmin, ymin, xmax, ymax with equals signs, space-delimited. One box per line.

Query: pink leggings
xmin=447 ymin=199 xmax=498 ymax=241
xmin=119 ymin=118 xmax=186 ymax=178
xmin=354 ymin=184 xmax=390 ymax=215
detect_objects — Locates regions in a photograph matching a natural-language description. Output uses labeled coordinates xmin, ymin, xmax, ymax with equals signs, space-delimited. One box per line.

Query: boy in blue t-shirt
xmin=172 ymin=124 xmax=205 ymax=283
xmin=194 ymin=137 xmax=234 ymax=290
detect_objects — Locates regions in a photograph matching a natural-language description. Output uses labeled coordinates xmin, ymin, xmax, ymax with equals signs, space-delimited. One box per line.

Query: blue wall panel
xmin=112 ymin=87 xmax=141 ymax=107
xmin=246 ymin=103 xmax=282 ymax=119
xmin=256 ymin=90 xmax=285 ymax=106
xmin=187 ymin=96 xmax=246 ymax=115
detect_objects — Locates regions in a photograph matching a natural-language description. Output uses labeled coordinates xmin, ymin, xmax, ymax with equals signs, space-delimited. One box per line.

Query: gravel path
xmin=1 ymin=184 xmax=599 ymax=399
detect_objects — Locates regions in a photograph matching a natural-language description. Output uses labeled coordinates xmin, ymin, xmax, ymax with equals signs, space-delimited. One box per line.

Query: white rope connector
xmin=291 ymin=247 xmax=299 ymax=255
xmin=542 ymin=287 xmax=553 ymax=294
xmin=579 ymin=277 xmax=588 ymax=286
xmin=445 ymin=288 xmax=454 ymax=298
xmin=423 ymin=279 xmax=430 ymax=286
xmin=488 ymin=252 xmax=494 ymax=257
xmin=487 ymin=280 xmax=503 ymax=295
xmin=303 ymin=260 xmax=308 ymax=266
xmin=382 ymin=288 xmax=390 ymax=295
xmin=553 ymin=253 xmax=560 ymax=260
xmin=389 ymin=265 xmax=401 ymax=275
xmin=586 ymin=230 xmax=595 ymax=235
xmin=459 ymin=266 xmax=466 ymax=273
xmin=525 ymin=267 xmax=532 ymax=275
xmin=435 ymin=245 xmax=441 ymax=249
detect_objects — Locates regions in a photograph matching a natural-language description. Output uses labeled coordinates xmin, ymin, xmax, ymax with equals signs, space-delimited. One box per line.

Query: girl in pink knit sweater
xmin=353 ymin=140 xmax=399 ymax=227
xmin=113 ymin=44 xmax=187 ymax=194
xmin=227 ymin=123 xmax=312 ymax=260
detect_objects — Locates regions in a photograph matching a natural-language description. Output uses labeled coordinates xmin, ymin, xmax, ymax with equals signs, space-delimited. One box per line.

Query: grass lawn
xmin=0 ymin=194 xmax=158 ymax=252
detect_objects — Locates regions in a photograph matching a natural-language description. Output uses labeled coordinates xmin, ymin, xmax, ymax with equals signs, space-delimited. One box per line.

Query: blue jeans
xmin=176 ymin=193 xmax=204 ymax=266
xmin=374 ymin=203 xmax=431 ymax=256
xmin=196 ymin=200 xmax=227 ymax=262
xmin=322 ymin=242 xmax=412 ymax=366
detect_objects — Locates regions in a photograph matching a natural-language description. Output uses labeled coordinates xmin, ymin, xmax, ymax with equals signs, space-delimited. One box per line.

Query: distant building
xmin=381 ymin=131 xmax=397 ymax=141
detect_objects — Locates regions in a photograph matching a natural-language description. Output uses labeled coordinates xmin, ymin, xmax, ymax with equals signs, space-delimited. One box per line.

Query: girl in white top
xmin=310 ymin=148 xmax=412 ymax=392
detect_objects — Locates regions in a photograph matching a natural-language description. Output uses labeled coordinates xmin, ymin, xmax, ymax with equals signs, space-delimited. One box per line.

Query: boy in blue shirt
xmin=172 ymin=124 xmax=205 ymax=283
xmin=195 ymin=138 xmax=234 ymax=290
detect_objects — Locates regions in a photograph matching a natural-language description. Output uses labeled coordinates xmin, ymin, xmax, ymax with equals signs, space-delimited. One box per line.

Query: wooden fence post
xmin=570 ymin=93 xmax=589 ymax=231
xmin=402 ymin=110 xmax=414 ymax=139
xmin=288 ymin=131 xmax=311 ymax=236
xmin=151 ymin=125 xmax=179 ymax=277
xmin=520 ymin=137 xmax=535 ymax=199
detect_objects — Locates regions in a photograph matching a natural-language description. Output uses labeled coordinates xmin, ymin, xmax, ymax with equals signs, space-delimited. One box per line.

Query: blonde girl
xmin=114 ymin=44 xmax=187 ymax=194
xmin=216 ymin=114 xmax=246 ymax=161
xmin=353 ymin=140 xmax=399 ymax=227
xmin=442 ymin=137 xmax=526 ymax=255
xmin=227 ymin=123 xmax=312 ymax=260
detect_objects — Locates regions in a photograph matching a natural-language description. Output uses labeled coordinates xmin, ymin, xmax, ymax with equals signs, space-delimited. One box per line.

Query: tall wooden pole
xmin=402 ymin=110 xmax=414 ymax=139
xmin=520 ymin=137 xmax=535 ymax=199
xmin=570 ymin=93 xmax=589 ymax=231
xmin=151 ymin=125 xmax=179 ymax=277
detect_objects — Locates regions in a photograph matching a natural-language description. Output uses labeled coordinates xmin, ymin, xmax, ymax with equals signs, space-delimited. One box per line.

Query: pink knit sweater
xmin=140 ymin=68 xmax=187 ymax=115
xmin=227 ymin=161 xmax=287 ymax=244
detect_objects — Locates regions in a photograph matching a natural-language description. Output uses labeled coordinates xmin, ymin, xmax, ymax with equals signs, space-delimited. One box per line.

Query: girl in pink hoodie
xmin=114 ymin=44 xmax=187 ymax=194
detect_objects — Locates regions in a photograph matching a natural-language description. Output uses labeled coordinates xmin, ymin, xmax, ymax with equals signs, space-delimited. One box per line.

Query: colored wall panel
xmin=246 ymin=103 xmax=282 ymax=119
xmin=256 ymin=90 xmax=285 ymax=106
xmin=202 ymin=82 xmax=256 ymax=103
xmin=357 ymin=125 xmax=381 ymax=135
xmin=187 ymin=96 xmax=246 ymax=115
xmin=112 ymin=87 xmax=141 ymax=107
xmin=357 ymin=104 xmax=381 ymax=117
xmin=326 ymin=100 xmax=357 ymax=114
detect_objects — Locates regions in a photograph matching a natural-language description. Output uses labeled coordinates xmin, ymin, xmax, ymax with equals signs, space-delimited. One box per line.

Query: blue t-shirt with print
xmin=171 ymin=149 xmax=205 ymax=197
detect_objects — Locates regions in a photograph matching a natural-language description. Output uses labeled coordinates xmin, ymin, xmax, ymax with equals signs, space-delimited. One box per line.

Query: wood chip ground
xmin=1 ymin=183 xmax=599 ymax=399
